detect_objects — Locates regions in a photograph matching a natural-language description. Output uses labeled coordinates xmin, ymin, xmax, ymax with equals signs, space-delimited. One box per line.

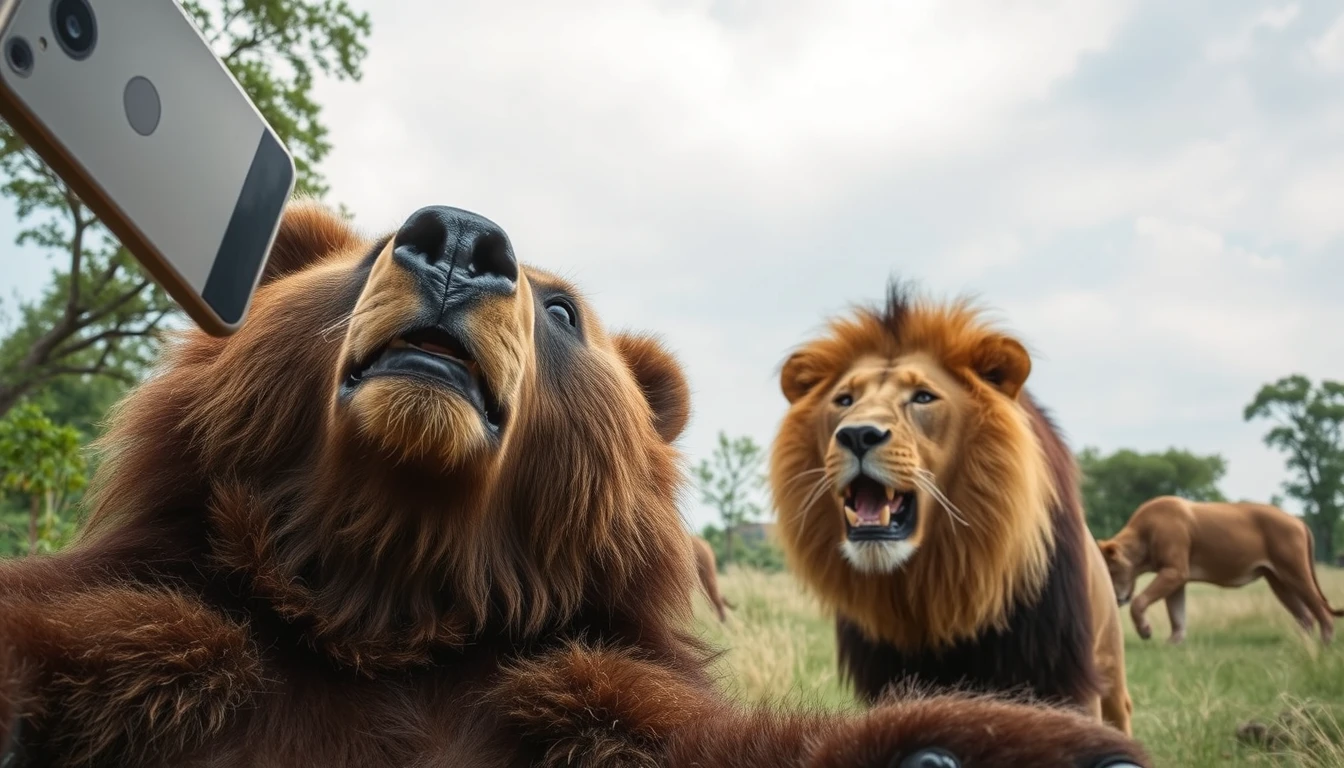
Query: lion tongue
xmin=850 ymin=484 xmax=891 ymax=527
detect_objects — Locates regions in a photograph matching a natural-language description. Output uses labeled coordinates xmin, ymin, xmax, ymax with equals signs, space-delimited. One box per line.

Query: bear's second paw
xmin=810 ymin=693 xmax=1149 ymax=768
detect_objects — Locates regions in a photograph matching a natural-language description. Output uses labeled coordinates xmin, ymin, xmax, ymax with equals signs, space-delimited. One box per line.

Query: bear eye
xmin=833 ymin=393 xmax=853 ymax=408
xmin=545 ymin=299 xmax=576 ymax=327
xmin=911 ymin=390 xmax=938 ymax=405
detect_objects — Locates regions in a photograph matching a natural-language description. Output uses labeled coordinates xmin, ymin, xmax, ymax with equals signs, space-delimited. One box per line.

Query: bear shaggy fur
xmin=0 ymin=204 xmax=1149 ymax=768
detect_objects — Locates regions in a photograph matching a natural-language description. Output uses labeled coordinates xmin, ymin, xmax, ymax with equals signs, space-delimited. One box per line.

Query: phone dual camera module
xmin=6 ymin=0 xmax=97 ymax=77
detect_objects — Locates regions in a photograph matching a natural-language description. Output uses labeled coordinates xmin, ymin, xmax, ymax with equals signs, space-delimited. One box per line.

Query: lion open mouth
xmin=843 ymin=475 xmax=917 ymax=541
xmin=346 ymin=326 xmax=505 ymax=428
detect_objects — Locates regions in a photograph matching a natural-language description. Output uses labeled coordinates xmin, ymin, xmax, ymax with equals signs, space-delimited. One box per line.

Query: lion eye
xmin=833 ymin=393 xmax=853 ymax=408
xmin=545 ymin=300 xmax=576 ymax=327
xmin=911 ymin=390 xmax=938 ymax=405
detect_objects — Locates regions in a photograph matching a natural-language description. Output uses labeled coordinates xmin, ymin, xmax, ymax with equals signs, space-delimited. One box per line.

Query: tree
xmin=1078 ymin=446 xmax=1227 ymax=539
xmin=698 ymin=523 xmax=786 ymax=573
xmin=1244 ymin=375 xmax=1344 ymax=562
xmin=693 ymin=432 xmax=767 ymax=567
xmin=0 ymin=0 xmax=372 ymax=420
xmin=0 ymin=402 xmax=88 ymax=555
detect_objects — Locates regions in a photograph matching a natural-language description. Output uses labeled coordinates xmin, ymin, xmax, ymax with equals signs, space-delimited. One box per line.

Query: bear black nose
xmin=394 ymin=205 xmax=518 ymax=285
xmin=836 ymin=425 xmax=892 ymax=459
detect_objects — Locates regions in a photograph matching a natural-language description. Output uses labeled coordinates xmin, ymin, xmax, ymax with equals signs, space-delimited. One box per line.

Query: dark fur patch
xmin=810 ymin=692 xmax=1149 ymax=768
xmin=876 ymin=279 xmax=915 ymax=338
xmin=1 ymin=588 xmax=261 ymax=765
xmin=836 ymin=393 xmax=1102 ymax=710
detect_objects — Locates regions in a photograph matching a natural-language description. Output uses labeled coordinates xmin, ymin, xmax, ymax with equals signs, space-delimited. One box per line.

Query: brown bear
xmin=0 ymin=202 xmax=1150 ymax=767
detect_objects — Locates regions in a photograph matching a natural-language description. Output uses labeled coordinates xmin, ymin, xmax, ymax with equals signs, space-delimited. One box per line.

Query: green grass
xmin=688 ymin=566 xmax=1344 ymax=767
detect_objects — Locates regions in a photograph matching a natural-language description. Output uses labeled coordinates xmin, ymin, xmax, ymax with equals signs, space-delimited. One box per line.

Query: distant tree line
xmin=689 ymin=375 xmax=1344 ymax=571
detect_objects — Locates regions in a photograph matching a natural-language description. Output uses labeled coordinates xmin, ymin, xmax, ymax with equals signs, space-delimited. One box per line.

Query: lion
xmin=768 ymin=280 xmax=1134 ymax=736
xmin=1098 ymin=496 xmax=1344 ymax=644
xmin=0 ymin=205 xmax=1149 ymax=767
xmin=691 ymin=535 xmax=734 ymax=622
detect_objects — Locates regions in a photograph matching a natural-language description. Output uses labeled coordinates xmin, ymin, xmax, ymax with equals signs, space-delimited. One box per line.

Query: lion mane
xmin=769 ymin=280 xmax=1104 ymax=713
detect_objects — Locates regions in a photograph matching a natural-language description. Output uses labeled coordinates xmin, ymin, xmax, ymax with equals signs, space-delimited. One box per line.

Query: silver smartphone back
xmin=0 ymin=0 xmax=296 ymax=336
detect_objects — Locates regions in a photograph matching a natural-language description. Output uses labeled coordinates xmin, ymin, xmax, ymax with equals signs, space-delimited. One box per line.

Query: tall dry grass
xmin=688 ymin=564 xmax=1344 ymax=767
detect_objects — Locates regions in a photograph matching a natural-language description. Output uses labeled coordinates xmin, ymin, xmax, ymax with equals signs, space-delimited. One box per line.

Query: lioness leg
xmin=1130 ymin=567 xmax=1185 ymax=641
xmin=1264 ymin=571 xmax=1315 ymax=634
xmin=1275 ymin=567 xmax=1336 ymax=643
xmin=1164 ymin=584 xmax=1188 ymax=644
xmin=1096 ymin=626 xmax=1134 ymax=735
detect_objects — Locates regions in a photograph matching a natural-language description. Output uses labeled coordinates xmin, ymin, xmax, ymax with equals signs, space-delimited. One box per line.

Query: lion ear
xmin=613 ymin=334 xmax=691 ymax=444
xmin=1098 ymin=540 xmax=1117 ymax=559
xmin=780 ymin=349 xmax=826 ymax=404
xmin=261 ymin=199 xmax=363 ymax=285
xmin=971 ymin=335 xmax=1031 ymax=399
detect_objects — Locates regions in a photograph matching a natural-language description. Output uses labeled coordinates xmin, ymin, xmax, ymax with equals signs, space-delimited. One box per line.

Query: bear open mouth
xmin=345 ymin=326 xmax=505 ymax=428
xmin=843 ymin=474 xmax=917 ymax=542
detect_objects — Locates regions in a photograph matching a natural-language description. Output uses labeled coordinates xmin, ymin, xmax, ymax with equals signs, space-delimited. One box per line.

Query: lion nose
xmin=835 ymin=425 xmax=892 ymax=459
xmin=393 ymin=205 xmax=518 ymax=286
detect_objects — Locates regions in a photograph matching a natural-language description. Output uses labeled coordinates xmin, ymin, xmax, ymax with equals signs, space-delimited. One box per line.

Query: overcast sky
xmin=5 ymin=0 xmax=1344 ymax=532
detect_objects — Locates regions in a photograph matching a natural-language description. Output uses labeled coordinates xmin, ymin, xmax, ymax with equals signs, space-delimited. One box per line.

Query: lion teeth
xmin=884 ymin=486 xmax=896 ymax=501
xmin=879 ymin=504 xmax=892 ymax=527
xmin=844 ymin=507 xmax=859 ymax=527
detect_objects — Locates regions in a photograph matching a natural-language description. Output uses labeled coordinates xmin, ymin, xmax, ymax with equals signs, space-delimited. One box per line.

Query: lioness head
xmin=88 ymin=202 xmax=695 ymax=666
xmin=1097 ymin=540 xmax=1137 ymax=605
xmin=769 ymin=281 xmax=1060 ymax=647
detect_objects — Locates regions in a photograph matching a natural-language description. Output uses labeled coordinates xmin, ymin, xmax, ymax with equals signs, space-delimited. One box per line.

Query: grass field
xmin=688 ymin=566 xmax=1344 ymax=767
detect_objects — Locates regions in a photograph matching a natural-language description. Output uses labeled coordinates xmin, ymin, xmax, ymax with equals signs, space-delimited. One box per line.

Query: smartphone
xmin=0 ymin=0 xmax=296 ymax=336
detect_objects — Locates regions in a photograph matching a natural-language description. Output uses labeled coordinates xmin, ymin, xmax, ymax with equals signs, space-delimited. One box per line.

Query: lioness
xmin=1098 ymin=496 xmax=1344 ymax=644
xmin=691 ymin=535 xmax=733 ymax=621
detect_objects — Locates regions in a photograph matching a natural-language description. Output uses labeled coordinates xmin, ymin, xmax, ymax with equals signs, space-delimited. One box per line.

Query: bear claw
xmin=894 ymin=747 xmax=959 ymax=768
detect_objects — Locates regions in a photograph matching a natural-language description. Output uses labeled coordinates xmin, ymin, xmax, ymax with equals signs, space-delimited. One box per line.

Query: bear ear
xmin=613 ymin=334 xmax=691 ymax=444
xmin=261 ymin=199 xmax=363 ymax=285
xmin=780 ymin=348 xmax=827 ymax=404
xmin=970 ymin=335 xmax=1032 ymax=400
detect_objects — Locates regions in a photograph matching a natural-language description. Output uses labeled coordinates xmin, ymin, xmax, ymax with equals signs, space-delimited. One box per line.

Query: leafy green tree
xmin=1244 ymin=375 xmax=1344 ymax=561
xmin=0 ymin=0 xmax=372 ymax=420
xmin=1078 ymin=446 xmax=1227 ymax=539
xmin=693 ymin=432 xmax=767 ymax=567
xmin=698 ymin=523 xmax=786 ymax=573
xmin=0 ymin=402 xmax=88 ymax=555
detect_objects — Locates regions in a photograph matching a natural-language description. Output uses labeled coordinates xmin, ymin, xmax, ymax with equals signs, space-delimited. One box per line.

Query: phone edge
xmin=0 ymin=0 xmax=298 ymax=338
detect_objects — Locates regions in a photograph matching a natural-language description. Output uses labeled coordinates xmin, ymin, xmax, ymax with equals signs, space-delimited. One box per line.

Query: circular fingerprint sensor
xmin=123 ymin=76 xmax=160 ymax=136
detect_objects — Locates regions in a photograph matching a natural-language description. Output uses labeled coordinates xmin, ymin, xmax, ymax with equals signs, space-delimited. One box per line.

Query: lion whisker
xmin=796 ymin=475 xmax=834 ymax=528
xmin=914 ymin=470 xmax=970 ymax=530
xmin=780 ymin=467 xmax=827 ymax=495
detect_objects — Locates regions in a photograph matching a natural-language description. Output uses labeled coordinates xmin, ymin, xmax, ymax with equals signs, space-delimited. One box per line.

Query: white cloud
xmin=935 ymin=233 xmax=1024 ymax=281
xmin=1206 ymin=3 xmax=1300 ymax=62
xmin=316 ymin=0 xmax=1132 ymax=231
xmin=1309 ymin=11 xmax=1344 ymax=72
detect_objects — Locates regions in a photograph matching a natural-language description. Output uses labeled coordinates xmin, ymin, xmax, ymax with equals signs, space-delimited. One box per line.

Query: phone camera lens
xmin=5 ymin=37 xmax=33 ymax=77
xmin=50 ymin=0 xmax=96 ymax=60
